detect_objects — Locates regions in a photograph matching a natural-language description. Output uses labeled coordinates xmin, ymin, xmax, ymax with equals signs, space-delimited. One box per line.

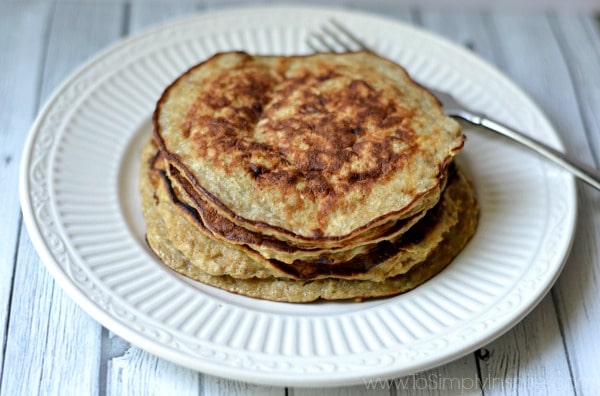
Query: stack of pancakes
xmin=141 ymin=51 xmax=478 ymax=302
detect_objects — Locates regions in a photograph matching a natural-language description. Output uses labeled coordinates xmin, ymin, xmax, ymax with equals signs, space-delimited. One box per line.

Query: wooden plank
xmin=419 ymin=11 xmax=576 ymax=395
xmin=0 ymin=1 xmax=50 ymax=383
xmin=1 ymin=231 xmax=63 ymax=396
xmin=1 ymin=3 xmax=125 ymax=395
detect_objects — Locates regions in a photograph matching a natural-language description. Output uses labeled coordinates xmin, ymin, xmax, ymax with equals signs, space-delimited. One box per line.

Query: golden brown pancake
xmin=142 ymin=51 xmax=478 ymax=302
xmin=141 ymin=139 xmax=478 ymax=301
xmin=153 ymin=51 xmax=464 ymax=243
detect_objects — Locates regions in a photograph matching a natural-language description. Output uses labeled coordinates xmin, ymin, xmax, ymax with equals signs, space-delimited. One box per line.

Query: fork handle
xmin=455 ymin=112 xmax=600 ymax=191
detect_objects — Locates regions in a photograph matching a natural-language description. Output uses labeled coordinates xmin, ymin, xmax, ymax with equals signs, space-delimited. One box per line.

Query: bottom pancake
xmin=141 ymin=141 xmax=479 ymax=302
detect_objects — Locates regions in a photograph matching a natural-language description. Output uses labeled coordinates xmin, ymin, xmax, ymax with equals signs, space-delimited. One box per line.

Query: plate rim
xmin=19 ymin=4 xmax=578 ymax=388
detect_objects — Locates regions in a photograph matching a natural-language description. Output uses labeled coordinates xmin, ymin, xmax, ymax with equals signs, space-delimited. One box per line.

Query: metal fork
xmin=308 ymin=20 xmax=600 ymax=191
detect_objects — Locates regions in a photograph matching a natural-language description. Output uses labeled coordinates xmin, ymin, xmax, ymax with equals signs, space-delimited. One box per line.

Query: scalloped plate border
xmin=19 ymin=5 xmax=577 ymax=388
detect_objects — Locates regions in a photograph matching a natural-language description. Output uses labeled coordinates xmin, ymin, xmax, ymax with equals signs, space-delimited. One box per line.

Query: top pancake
xmin=154 ymin=51 xmax=464 ymax=240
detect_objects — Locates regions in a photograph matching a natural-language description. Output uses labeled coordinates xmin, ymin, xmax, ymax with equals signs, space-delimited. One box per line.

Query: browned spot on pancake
xmin=182 ymin=63 xmax=282 ymax=169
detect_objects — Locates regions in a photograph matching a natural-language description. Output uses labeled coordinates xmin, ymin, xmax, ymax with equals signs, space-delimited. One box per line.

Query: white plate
xmin=20 ymin=5 xmax=576 ymax=388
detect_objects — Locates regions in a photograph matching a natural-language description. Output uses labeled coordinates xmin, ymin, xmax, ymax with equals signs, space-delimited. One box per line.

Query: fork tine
xmin=308 ymin=19 xmax=373 ymax=53
xmin=306 ymin=36 xmax=323 ymax=53
xmin=330 ymin=19 xmax=372 ymax=52
xmin=321 ymin=25 xmax=352 ymax=52
xmin=308 ymin=32 xmax=339 ymax=53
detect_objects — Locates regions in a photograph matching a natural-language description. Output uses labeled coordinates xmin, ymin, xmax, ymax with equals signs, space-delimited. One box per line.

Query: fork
xmin=308 ymin=20 xmax=600 ymax=191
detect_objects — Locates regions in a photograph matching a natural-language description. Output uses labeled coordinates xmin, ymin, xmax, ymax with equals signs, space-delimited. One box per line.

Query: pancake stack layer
xmin=141 ymin=51 xmax=479 ymax=302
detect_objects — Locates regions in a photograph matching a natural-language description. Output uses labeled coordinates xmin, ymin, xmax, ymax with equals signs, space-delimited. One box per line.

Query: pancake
xmin=141 ymin=137 xmax=478 ymax=283
xmin=153 ymin=51 xmax=464 ymax=243
xmin=142 ymin=51 xmax=478 ymax=302
xmin=141 ymin=139 xmax=478 ymax=301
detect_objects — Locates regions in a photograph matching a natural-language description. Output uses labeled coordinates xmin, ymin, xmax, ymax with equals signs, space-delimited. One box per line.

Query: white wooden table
xmin=2 ymin=1 xmax=600 ymax=394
